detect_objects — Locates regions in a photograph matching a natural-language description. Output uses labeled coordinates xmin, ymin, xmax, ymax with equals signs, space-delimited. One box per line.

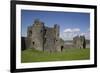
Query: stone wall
xmin=26 ymin=19 xmax=44 ymax=51
xmin=21 ymin=19 xmax=88 ymax=52
xmin=73 ymin=36 xmax=86 ymax=49
xmin=24 ymin=19 xmax=63 ymax=52
xmin=44 ymin=27 xmax=55 ymax=52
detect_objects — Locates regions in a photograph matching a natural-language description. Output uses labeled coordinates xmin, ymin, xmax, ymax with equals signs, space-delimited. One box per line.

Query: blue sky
xmin=21 ymin=10 xmax=90 ymax=40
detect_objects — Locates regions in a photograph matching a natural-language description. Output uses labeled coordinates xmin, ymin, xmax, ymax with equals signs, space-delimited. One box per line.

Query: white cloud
xmin=63 ymin=28 xmax=80 ymax=33
xmin=60 ymin=28 xmax=89 ymax=40
xmin=73 ymin=28 xmax=80 ymax=32
xmin=80 ymin=32 xmax=86 ymax=36
xmin=63 ymin=28 xmax=72 ymax=33
xmin=62 ymin=28 xmax=80 ymax=40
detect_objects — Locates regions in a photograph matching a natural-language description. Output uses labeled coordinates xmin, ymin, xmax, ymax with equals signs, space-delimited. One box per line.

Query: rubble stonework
xmin=21 ymin=19 xmax=87 ymax=51
xmin=23 ymin=19 xmax=64 ymax=52
xmin=73 ymin=36 xmax=86 ymax=49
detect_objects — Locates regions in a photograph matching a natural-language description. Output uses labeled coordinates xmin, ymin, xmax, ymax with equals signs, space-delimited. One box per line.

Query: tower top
xmin=33 ymin=19 xmax=44 ymax=26
xmin=34 ymin=19 xmax=40 ymax=24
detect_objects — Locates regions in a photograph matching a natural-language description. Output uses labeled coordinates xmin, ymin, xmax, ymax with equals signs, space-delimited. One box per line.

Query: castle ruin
xmin=23 ymin=19 xmax=64 ymax=52
xmin=73 ymin=36 xmax=86 ymax=49
xmin=21 ymin=19 xmax=87 ymax=52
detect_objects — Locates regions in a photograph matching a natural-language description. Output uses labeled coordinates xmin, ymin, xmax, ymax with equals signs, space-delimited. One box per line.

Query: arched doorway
xmin=61 ymin=46 xmax=64 ymax=52
xmin=33 ymin=41 xmax=35 ymax=45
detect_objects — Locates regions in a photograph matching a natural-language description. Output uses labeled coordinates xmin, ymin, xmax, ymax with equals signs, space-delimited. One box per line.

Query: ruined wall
xmin=54 ymin=24 xmax=62 ymax=52
xmin=22 ymin=19 xmax=64 ymax=52
xmin=64 ymin=44 xmax=74 ymax=50
xmin=43 ymin=24 xmax=63 ymax=52
xmin=73 ymin=36 xmax=86 ymax=49
xmin=22 ymin=19 xmax=88 ymax=52
xmin=25 ymin=26 xmax=32 ymax=49
xmin=80 ymin=36 xmax=86 ymax=48
xmin=43 ymin=27 xmax=55 ymax=52
xmin=26 ymin=19 xmax=44 ymax=51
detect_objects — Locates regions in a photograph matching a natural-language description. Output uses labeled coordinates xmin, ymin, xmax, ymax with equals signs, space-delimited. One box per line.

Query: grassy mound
xmin=21 ymin=48 xmax=90 ymax=63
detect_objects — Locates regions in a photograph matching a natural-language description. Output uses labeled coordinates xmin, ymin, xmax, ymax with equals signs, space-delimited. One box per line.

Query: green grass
xmin=21 ymin=48 xmax=90 ymax=63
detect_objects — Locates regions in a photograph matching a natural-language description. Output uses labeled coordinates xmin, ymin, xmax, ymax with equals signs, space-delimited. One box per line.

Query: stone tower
xmin=26 ymin=19 xmax=44 ymax=51
xmin=54 ymin=24 xmax=62 ymax=52
xmin=80 ymin=36 xmax=86 ymax=48
xmin=73 ymin=35 xmax=86 ymax=49
xmin=43 ymin=24 xmax=60 ymax=52
xmin=25 ymin=19 xmax=63 ymax=52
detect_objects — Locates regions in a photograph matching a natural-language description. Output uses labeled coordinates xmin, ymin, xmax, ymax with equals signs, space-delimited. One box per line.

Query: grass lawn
xmin=21 ymin=48 xmax=90 ymax=63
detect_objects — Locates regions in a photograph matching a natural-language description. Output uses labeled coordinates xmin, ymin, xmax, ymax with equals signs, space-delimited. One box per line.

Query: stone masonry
xmin=73 ymin=36 xmax=86 ymax=49
xmin=21 ymin=19 xmax=87 ymax=51
xmin=24 ymin=19 xmax=64 ymax=52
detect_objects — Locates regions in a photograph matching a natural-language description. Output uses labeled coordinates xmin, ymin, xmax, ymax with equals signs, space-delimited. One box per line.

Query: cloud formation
xmin=60 ymin=28 xmax=89 ymax=40
xmin=64 ymin=28 xmax=73 ymax=32
xmin=63 ymin=28 xmax=80 ymax=33
xmin=73 ymin=28 xmax=80 ymax=32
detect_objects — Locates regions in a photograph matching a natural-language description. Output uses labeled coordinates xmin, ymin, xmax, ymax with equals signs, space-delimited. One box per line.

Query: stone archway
xmin=61 ymin=45 xmax=64 ymax=52
xmin=32 ymin=41 xmax=35 ymax=45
